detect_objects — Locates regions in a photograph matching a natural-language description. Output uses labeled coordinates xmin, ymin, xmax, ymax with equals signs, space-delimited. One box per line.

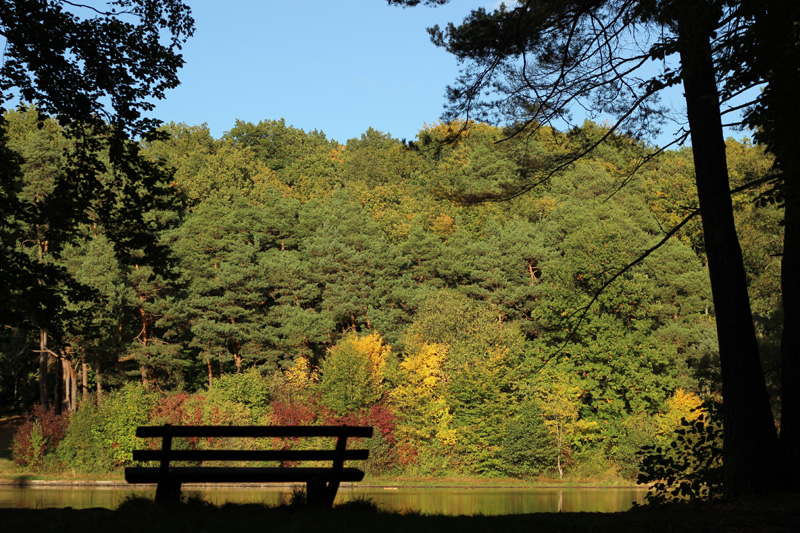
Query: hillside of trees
xmin=1 ymin=107 xmax=781 ymax=482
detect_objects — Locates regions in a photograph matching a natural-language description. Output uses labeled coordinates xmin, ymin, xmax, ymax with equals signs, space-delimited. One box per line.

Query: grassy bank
xmin=1 ymin=493 xmax=799 ymax=533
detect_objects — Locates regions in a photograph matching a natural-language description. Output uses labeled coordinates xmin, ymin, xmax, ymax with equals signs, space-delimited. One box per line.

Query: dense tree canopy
xmin=389 ymin=0 xmax=798 ymax=496
xmin=5 ymin=103 xmax=781 ymax=485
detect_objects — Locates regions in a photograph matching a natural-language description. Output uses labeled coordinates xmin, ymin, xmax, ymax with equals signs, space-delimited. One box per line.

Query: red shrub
xmin=321 ymin=403 xmax=397 ymax=445
xmin=150 ymin=392 xmax=204 ymax=425
xmin=11 ymin=406 xmax=69 ymax=468
xmin=149 ymin=392 xmax=205 ymax=446
xmin=270 ymin=400 xmax=318 ymax=426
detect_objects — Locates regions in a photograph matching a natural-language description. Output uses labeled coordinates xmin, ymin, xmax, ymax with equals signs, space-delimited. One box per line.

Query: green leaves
xmin=0 ymin=0 xmax=193 ymax=137
xmin=318 ymin=332 xmax=392 ymax=416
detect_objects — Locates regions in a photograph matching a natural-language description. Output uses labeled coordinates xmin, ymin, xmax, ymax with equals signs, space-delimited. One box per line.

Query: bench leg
xmin=306 ymin=480 xmax=335 ymax=508
xmin=326 ymin=480 xmax=341 ymax=507
xmin=155 ymin=479 xmax=182 ymax=505
xmin=306 ymin=480 xmax=339 ymax=508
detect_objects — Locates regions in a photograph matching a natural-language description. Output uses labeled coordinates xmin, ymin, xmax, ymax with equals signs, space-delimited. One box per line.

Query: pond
xmin=0 ymin=485 xmax=646 ymax=515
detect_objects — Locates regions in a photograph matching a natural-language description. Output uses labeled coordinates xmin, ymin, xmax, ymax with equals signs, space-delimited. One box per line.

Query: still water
xmin=0 ymin=485 xmax=645 ymax=515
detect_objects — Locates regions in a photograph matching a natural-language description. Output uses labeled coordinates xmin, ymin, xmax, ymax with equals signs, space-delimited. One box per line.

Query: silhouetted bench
xmin=124 ymin=424 xmax=373 ymax=507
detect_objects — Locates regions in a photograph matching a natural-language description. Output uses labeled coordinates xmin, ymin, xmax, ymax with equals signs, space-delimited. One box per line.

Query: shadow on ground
xmin=0 ymin=416 xmax=22 ymax=461
xmin=1 ymin=492 xmax=798 ymax=532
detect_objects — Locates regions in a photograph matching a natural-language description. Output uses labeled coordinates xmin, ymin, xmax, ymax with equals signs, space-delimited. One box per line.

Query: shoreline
xmin=0 ymin=477 xmax=646 ymax=490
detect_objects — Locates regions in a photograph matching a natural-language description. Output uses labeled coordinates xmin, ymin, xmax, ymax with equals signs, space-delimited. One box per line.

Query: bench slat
xmin=132 ymin=449 xmax=370 ymax=462
xmin=135 ymin=425 xmax=373 ymax=439
xmin=125 ymin=466 xmax=366 ymax=484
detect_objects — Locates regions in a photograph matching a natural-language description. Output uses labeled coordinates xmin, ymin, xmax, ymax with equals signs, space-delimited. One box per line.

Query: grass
xmin=0 ymin=492 xmax=798 ymax=532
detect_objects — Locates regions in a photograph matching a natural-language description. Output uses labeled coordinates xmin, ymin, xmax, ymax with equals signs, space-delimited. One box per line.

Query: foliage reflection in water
xmin=0 ymin=486 xmax=645 ymax=515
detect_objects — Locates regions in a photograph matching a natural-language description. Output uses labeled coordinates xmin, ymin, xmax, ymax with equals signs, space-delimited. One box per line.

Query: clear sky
xmin=150 ymin=0 xmax=501 ymax=144
xmin=3 ymin=0 xmax=750 ymax=147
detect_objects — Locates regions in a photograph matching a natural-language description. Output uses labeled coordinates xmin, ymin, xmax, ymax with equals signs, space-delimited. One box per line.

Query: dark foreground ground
xmin=2 ymin=492 xmax=799 ymax=533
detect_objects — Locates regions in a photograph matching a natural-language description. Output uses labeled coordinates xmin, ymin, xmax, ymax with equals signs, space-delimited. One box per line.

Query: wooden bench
xmin=124 ymin=424 xmax=373 ymax=507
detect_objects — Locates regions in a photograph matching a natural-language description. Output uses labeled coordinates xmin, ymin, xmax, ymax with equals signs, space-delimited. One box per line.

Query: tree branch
xmin=553 ymin=207 xmax=701 ymax=355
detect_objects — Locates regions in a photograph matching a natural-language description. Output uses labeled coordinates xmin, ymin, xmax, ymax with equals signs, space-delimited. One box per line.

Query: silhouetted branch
xmin=549 ymin=207 xmax=701 ymax=358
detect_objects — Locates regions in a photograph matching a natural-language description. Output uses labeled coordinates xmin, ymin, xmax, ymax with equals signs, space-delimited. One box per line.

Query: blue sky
xmin=154 ymin=1 xmax=739 ymax=147
xmin=150 ymin=0 xmax=500 ymax=144
xmin=3 ymin=0 xmax=750 ymax=147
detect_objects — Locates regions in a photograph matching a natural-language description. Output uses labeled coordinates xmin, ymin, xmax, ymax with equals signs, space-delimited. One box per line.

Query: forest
xmin=0 ymin=106 xmax=781 ymax=485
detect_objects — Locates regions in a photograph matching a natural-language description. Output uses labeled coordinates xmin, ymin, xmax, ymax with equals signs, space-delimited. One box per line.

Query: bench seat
xmin=125 ymin=466 xmax=366 ymax=484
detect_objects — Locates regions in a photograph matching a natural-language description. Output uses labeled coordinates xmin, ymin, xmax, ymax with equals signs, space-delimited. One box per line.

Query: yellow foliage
xmin=534 ymin=371 xmax=602 ymax=449
xmin=284 ymin=355 xmax=318 ymax=393
xmin=348 ymin=331 xmax=391 ymax=389
xmin=657 ymin=388 xmax=705 ymax=438
xmin=392 ymin=342 xmax=456 ymax=447
xmin=399 ymin=342 xmax=447 ymax=390
xmin=532 ymin=196 xmax=558 ymax=219
xmin=328 ymin=144 xmax=345 ymax=163
xmin=318 ymin=331 xmax=393 ymax=414
xmin=430 ymin=212 xmax=456 ymax=236
xmin=418 ymin=119 xmax=499 ymax=140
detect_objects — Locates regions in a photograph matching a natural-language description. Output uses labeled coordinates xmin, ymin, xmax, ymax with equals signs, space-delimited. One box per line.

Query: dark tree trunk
xmin=780 ymin=154 xmax=800 ymax=489
xmin=750 ymin=0 xmax=800 ymax=489
xmin=677 ymin=8 xmax=777 ymax=496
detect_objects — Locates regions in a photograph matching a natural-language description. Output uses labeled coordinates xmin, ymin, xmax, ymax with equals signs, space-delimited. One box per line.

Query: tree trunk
xmin=62 ymin=358 xmax=70 ymax=413
xmin=81 ymin=359 xmax=88 ymax=403
xmin=54 ymin=353 xmax=62 ymax=415
xmin=36 ymin=227 xmax=48 ymax=407
xmin=749 ymin=0 xmax=800 ymax=488
xmin=780 ymin=158 xmax=800 ymax=489
xmin=677 ymin=8 xmax=777 ymax=496
xmin=769 ymin=57 xmax=800 ymax=491
xmin=140 ymin=364 xmax=149 ymax=389
xmin=38 ymin=329 xmax=48 ymax=406
xmin=62 ymin=356 xmax=77 ymax=412
xmin=776 ymin=61 xmax=800 ymax=484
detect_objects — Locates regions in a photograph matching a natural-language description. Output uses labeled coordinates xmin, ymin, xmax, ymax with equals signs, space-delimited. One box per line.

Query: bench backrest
xmin=133 ymin=425 xmax=373 ymax=468
xmin=135 ymin=425 xmax=374 ymax=439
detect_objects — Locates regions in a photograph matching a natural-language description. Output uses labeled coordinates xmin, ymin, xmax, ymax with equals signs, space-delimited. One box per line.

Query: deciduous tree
xmin=389 ymin=0 xmax=794 ymax=495
xmin=1 ymin=0 xmax=194 ymax=406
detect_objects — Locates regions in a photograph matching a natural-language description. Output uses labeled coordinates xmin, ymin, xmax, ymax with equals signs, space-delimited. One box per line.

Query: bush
xmin=206 ymin=369 xmax=271 ymax=418
xmin=322 ymin=403 xmax=398 ymax=476
xmin=150 ymin=392 xmax=205 ymax=426
xmin=318 ymin=333 xmax=390 ymax=416
xmin=569 ymin=447 xmax=612 ymax=479
xmin=637 ymin=407 xmax=723 ymax=504
xmin=102 ymin=383 xmax=159 ymax=466
xmin=609 ymin=412 xmax=659 ymax=480
xmin=56 ymin=398 xmax=115 ymax=473
xmin=198 ymin=393 xmax=253 ymax=426
xmin=401 ymin=442 xmax=456 ymax=477
xmin=270 ymin=399 xmax=317 ymax=426
xmin=12 ymin=405 xmax=69 ymax=469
